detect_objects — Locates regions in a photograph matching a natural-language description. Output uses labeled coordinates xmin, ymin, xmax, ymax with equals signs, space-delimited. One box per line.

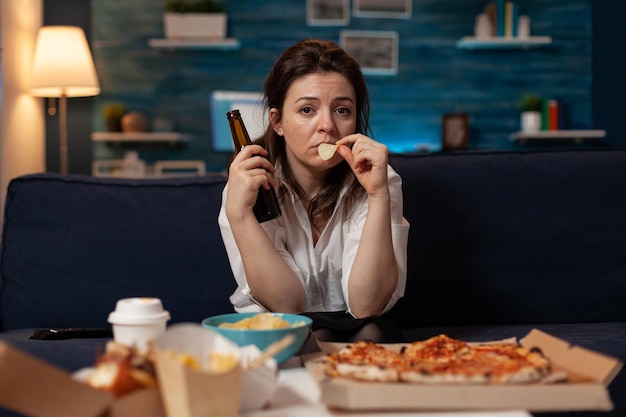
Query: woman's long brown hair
xmin=257 ymin=39 xmax=372 ymax=228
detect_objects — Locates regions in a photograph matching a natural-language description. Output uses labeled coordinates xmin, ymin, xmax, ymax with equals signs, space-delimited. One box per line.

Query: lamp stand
xmin=59 ymin=93 xmax=68 ymax=174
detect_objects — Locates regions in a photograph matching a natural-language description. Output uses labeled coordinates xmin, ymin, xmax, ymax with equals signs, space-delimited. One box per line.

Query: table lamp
xmin=30 ymin=26 xmax=100 ymax=174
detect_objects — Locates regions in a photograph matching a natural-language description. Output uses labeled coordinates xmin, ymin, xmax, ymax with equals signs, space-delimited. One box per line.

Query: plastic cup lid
xmin=108 ymin=297 xmax=171 ymax=325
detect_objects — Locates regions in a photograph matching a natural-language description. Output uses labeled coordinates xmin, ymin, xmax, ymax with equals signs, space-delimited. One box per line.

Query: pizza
xmin=324 ymin=340 xmax=405 ymax=382
xmin=324 ymin=334 xmax=555 ymax=385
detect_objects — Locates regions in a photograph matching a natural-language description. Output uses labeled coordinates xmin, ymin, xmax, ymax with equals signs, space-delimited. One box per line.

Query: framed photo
xmin=442 ymin=113 xmax=469 ymax=151
xmin=353 ymin=0 xmax=412 ymax=19
xmin=307 ymin=0 xmax=350 ymax=26
xmin=340 ymin=30 xmax=399 ymax=76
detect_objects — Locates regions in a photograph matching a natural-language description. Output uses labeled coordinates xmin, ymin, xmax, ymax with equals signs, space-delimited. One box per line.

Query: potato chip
xmin=318 ymin=143 xmax=337 ymax=160
xmin=219 ymin=313 xmax=299 ymax=330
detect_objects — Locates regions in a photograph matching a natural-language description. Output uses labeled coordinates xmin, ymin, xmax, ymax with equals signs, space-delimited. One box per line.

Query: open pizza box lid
xmin=306 ymin=328 xmax=623 ymax=413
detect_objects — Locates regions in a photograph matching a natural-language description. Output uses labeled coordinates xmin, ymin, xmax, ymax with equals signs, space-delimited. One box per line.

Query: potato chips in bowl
xmin=202 ymin=313 xmax=312 ymax=364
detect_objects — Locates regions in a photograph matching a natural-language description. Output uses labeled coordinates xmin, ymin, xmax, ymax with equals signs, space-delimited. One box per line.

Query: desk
xmin=243 ymin=367 xmax=533 ymax=417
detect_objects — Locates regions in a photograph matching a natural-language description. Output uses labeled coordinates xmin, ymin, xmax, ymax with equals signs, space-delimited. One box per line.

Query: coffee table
xmin=242 ymin=366 xmax=533 ymax=417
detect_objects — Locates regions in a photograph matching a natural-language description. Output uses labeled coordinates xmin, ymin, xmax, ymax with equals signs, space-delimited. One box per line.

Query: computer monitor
xmin=210 ymin=90 xmax=267 ymax=153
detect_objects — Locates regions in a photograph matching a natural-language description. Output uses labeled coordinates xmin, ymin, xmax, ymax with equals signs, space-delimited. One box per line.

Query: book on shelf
xmin=558 ymin=100 xmax=567 ymax=130
xmin=541 ymin=98 xmax=567 ymax=131
xmin=488 ymin=0 xmax=520 ymax=38
xmin=495 ymin=0 xmax=505 ymax=37
xmin=485 ymin=2 xmax=497 ymax=34
xmin=541 ymin=99 xmax=549 ymax=131
xmin=548 ymin=100 xmax=559 ymax=131
xmin=511 ymin=2 xmax=519 ymax=37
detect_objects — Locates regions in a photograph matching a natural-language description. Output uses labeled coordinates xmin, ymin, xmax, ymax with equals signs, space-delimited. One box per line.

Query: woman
xmin=218 ymin=39 xmax=409 ymax=348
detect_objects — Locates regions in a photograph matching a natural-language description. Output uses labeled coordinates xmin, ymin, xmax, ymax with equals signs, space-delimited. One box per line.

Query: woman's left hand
xmin=336 ymin=134 xmax=389 ymax=198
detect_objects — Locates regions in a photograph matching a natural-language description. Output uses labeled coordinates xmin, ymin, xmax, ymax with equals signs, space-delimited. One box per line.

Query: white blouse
xmin=218 ymin=165 xmax=410 ymax=317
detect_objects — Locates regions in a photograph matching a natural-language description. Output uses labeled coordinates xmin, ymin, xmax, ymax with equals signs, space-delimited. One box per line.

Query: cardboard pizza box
xmin=307 ymin=328 xmax=623 ymax=413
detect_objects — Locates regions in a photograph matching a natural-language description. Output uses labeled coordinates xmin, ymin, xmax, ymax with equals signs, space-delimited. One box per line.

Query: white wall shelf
xmin=456 ymin=36 xmax=552 ymax=50
xmin=510 ymin=130 xmax=607 ymax=145
xmin=147 ymin=38 xmax=240 ymax=50
xmin=91 ymin=132 xmax=191 ymax=143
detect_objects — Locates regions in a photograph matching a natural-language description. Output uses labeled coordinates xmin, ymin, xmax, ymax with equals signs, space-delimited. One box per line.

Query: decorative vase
xmin=163 ymin=12 xmax=227 ymax=39
xmin=474 ymin=13 xmax=494 ymax=38
xmin=121 ymin=111 xmax=150 ymax=133
xmin=521 ymin=111 xmax=541 ymax=132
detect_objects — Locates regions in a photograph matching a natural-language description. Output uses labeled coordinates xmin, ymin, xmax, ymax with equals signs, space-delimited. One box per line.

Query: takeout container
xmin=307 ymin=329 xmax=623 ymax=413
xmin=0 ymin=324 xmax=278 ymax=417
xmin=153 ymin=323 xmax=278 ymax=416
xmin=0 ymin=341 xmax=162 ymax=417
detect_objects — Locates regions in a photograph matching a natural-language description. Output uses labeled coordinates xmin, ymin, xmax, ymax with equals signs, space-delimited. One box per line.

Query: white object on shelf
xmin=518 ymin=15 xmax=531 ymax=39
xmin=148 ymin=37 xmax=240 ymax=50
xmin=474 ymin=13 xmax=494 ymax=39
xmin=456 ymin=36 xmax=552 ymax=50
xmin=92 ymin=159 xmax=207 ymax=178
xmin=153 ymin=160 xmax=206 ymax=177
xmin=510 ymin=130 xmax=607 ymax=144
xmin=520 ymin=111 xmax=542 ymax=133
xmin=163 ymin=12 xmax=227 ymax=39
xmin=122 ymin=151 xmax=146 ymax=178
xmin=91 ymin=132 xmax=191 ymax=143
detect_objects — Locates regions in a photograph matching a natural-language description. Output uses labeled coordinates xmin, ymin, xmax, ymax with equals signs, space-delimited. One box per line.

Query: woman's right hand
xmin=225 ymin=144 xmax=278 ymax=221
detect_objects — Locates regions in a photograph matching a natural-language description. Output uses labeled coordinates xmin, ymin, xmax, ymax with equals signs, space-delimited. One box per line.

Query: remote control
xmin=29 ymin=327 xmax=113 ymax=340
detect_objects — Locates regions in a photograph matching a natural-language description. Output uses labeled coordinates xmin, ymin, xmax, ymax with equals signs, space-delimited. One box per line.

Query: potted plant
xmin=518 ymin=94 xmax=542 ymax=133
xmin=102 ymin=103 xmax=126 ymax=132
xmin=163 ymin=0 xmax=227 ymax=39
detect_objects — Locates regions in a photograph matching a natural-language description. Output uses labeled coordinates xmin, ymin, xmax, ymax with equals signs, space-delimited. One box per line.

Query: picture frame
xmin=210 ymin=90 xmax=266 ymax=153
xmin=307 ymin=0 xmax=350 ymax=26
xmin=339 ymin=30 xmax=399 ymax=76
xmin=442 ymin=113 xmax=469 ymax=151
xmin=353 ymin=0 xmax=412 ymax=19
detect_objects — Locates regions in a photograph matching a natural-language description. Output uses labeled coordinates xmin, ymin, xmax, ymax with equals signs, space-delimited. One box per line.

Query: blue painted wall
xmin=91 ymin=0 xmax=593 ymax=172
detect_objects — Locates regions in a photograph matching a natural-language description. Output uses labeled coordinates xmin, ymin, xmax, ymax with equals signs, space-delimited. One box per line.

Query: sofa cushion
xmin=0 ymin=173 xmax=236 ymax=331
xmin=388 ymin=149 xmax=626 ymax=328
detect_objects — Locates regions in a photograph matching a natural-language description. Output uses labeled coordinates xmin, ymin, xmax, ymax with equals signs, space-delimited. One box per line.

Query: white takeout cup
xmin=108 ymin=297 xmax=170 ymax=351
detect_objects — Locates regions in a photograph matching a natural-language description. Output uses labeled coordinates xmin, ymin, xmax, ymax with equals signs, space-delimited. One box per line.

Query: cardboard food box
xmin=307 ymin=329 xmax=623 ymax=413
xmin=0 ymin=341 xmax=165 ymax=417
xmin=0 ymin=324 xmax=277 ymax=417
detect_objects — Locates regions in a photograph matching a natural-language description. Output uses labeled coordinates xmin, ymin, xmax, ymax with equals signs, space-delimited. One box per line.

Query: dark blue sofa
xmin=1 ymin=149 xmax=625 ymax=416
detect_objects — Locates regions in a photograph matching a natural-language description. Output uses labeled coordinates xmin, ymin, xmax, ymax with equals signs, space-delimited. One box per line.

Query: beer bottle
xmin=226 ymin=109 xmax=281 ymax=223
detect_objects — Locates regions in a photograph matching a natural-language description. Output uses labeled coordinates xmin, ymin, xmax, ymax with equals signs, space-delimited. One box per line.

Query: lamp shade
xmin=30 ymin=26 xmax=100 ymax=98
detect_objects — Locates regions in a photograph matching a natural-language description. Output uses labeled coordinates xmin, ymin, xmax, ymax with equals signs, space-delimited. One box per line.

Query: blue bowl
xmin=201 ymin=313 xmax=312 ymax=364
